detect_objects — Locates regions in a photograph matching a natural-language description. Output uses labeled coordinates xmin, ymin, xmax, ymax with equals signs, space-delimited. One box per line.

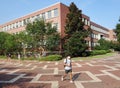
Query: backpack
xmin=64 ymin=58 xmax=67 ymax=67
xmin=64 ymin=58 xmax=72 ymax=67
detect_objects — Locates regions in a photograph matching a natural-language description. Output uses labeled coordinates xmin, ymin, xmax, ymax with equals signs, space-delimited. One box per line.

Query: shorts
xmin=65 ymin=69 xmax=72 ymax=74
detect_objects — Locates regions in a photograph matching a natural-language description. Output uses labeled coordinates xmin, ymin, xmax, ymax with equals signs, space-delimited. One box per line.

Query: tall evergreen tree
xmin=115 ymin=22 xmax=120 ymax=43
xmin=114 ymin=18 xmax=120 ymax=51
xmin=64 ymin=2 xmax=90 ymax=56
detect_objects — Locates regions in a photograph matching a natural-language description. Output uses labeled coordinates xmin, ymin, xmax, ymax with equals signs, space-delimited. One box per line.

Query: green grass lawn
xmin=72 ymin=52 xmax=116 ymax=61
xmin=0 ymin=56 xmax=6 ymax=59
xmin=0 ymin=52 xmax=117 ymax=61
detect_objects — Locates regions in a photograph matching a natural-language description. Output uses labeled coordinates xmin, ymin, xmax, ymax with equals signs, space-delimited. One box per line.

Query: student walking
xmin=18 ymin=53 xmax=21 ymax=63
xmin=7 ymin=53 xmax=11 ymax=63
xmin=61 ymin=56 xmax=73 ymax=83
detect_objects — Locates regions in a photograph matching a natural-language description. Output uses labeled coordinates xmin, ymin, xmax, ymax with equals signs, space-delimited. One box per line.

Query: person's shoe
xmin=61 ymin=77 xmax=64 ymax=81
xmin=70 ymin=80 xmax=73 ymax=83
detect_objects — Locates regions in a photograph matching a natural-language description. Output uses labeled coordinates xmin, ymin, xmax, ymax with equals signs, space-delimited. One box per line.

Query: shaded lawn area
xmin=0 ymin=52 xmax=117 ymax=61
xmin=72 ymin=52 xmax=117 ymax=61
xmin=0 ymin=56 xmax=6 ymax=59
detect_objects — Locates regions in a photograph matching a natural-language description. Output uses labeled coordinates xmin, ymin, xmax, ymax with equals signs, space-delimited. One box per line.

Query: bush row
xmin=0 ymin=50 xmax=112 ymax=61
xmin=90 ymin=50 xmax=111 ymax=56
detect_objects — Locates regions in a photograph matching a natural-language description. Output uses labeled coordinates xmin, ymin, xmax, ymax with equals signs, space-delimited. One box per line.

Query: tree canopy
xmin=115 ymin=23 xmax=120 ymax=43
xmin=26 ymin=20 xmax=60 ymax=52
xmin=0 ymin=20 xmax=60 ymax=56
xmin=0 ymin=32 xmax=16 ymax=55
xmin=64 ymin=2 xmax=90 ymax=57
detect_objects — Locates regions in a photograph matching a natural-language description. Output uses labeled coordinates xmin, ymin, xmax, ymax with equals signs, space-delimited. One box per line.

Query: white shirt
xmin=64 ymin=58 xmax=72 ymax=70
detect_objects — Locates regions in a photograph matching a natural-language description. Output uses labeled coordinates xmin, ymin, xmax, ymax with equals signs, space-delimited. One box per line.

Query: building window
xmin=89 ymin=41 xmax=91 ymax=46
xmin=19 ymin=21 xmax=22 ymax=27
xmin=85 ymin=40 xmax=89 ymax=45
xmin=92 ymin=42 xmax=94 ymax=47
xmin=27 ymin=18 xmax=30 ymax=23
xmin=53 ymin=23 xmax=58 ymax=29
xmin=3 ymin=27 xmax=5 ymax=31
xmin=5 ymin=26 xmax=7 ymax=31
xmin=54 ymin=8 xmax=58 ymax=17
xmin=36 ymin=14 xmax=40 ymax=20
xmin=23 ymin=19 xmax=27 ymax=25
xmin=8 ymin=25 xmax=10 ymax=30
xmin=88 ymin=21 xmax=90 ymax=26
xmin=11 ymin=24 xmax=13 ymax=29
xmin=100 ymin=35 xmax=104 ymax=39
xmin=82 ymin=18 xmax=85 ymax=22
xmin=16 ymin=22 xmax=18 ymax=28
xmin=42 ymin=13 xmax=46 ymax=20
xmin=21 ymin=20 xmax=24 ymax=26
xmin=85 ymin=19 xmax=88 ymax=25
xmin=48 ymin=10 xmax=52 ymax=19
xmin=91 ymin=33 xmax=94 ymax=38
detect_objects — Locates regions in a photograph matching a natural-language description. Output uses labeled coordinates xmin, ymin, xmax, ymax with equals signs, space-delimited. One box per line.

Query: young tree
xmin=45 ymin=23 xmax=60 ymax=51
xmin=14 ymin=31 xmax=32 ymax=57
xmin=26 ymin=20 xmax=46 ymax=49
xmin=26 ymin=20 xmax=60 ymax=54
xmin=64 ymin=2 xmax=90 ymax=56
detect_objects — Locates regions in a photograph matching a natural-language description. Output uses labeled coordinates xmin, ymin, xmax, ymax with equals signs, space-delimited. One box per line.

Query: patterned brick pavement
xmin=0 ymin=54 xmax=120 ymax=88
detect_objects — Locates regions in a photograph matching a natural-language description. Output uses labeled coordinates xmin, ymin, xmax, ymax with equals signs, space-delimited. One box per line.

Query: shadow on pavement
xmin=72 ymin=73 xmax=81 ymax=81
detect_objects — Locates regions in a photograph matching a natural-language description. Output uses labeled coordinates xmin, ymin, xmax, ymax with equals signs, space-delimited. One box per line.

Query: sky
xmin=0 ymin=0 xmax=120 ymax=29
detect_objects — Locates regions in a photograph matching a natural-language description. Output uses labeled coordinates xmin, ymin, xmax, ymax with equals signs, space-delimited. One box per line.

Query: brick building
xmin=0 ymin=2 xmax=117 ymax=50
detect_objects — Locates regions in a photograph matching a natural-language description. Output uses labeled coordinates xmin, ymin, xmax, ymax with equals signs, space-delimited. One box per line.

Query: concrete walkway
xmin=0 ymin=54 xmax=120 ymax=88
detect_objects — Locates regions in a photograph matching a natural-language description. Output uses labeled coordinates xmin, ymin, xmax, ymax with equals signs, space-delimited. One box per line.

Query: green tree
xmin=114 ymin=20 xmax=120 ymax=51
xmin=26 ymin=20 xmax=46 ymax=50
xmin=64 ymin=2 xmax=90 ymax=56
xmin=26 ymin=20 xmax=60 ymax=53
xmin=94 ymin=39 xmax=110 ymax=50
xmin=115 ymin=22 xmax=120 ymax=43
xmin=14 ymin=31 xmax=32 ymax=57
xmin=45 ymin=23 xmax=60 ymax=51
xmin=0 ymin=32 xmax=15 ymax=55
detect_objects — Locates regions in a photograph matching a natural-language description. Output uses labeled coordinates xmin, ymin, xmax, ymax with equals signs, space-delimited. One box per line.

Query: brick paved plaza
xmin=0 ymin=54 xmax=120 ymax=88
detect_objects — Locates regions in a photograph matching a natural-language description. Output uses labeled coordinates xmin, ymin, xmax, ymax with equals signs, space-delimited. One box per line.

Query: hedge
xmin=90 ymin=50 xmax=108 ymax=56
